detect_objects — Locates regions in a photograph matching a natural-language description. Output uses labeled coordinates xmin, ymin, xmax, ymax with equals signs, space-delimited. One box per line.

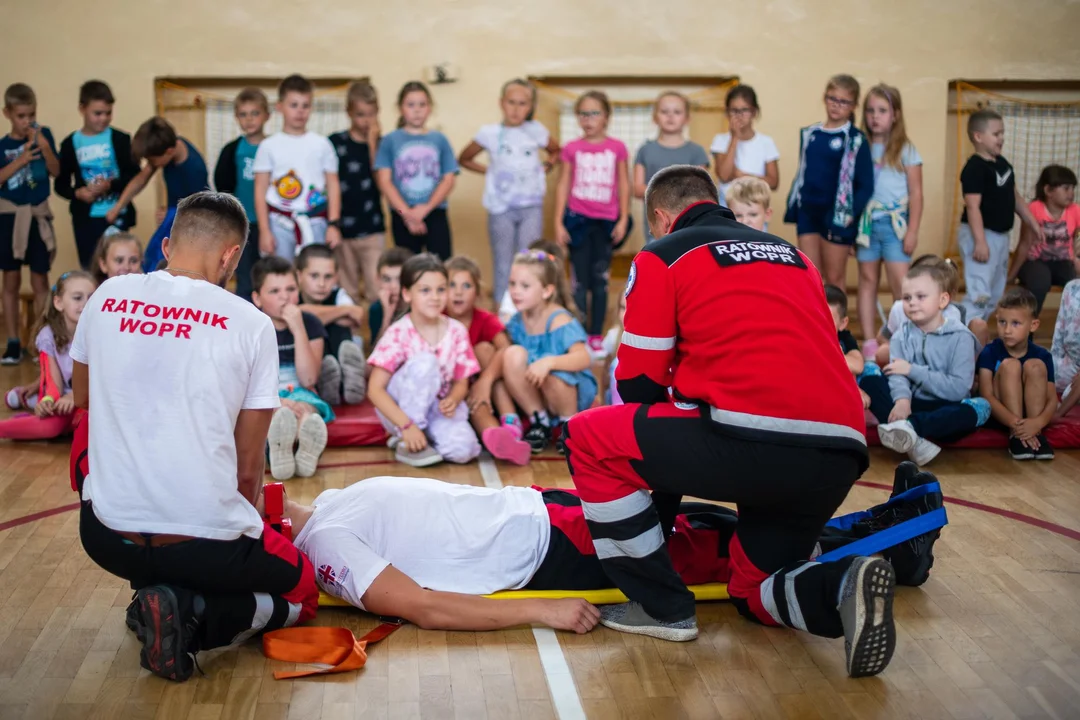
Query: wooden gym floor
xmin=2 ymin=359 xmax=1080 ymax=720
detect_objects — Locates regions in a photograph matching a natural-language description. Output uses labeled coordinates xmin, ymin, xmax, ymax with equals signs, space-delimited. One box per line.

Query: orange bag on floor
xmin=262 ymin=622 xmax=401 ymax=679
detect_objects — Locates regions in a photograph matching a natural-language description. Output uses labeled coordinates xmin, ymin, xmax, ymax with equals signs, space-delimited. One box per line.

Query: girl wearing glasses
xmin=784 ymin=74 xmax=874 ymax=288
xmin=711 ymin=85 xmax=780 ymax=210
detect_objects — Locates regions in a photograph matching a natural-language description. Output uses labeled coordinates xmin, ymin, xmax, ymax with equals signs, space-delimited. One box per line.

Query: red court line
xmin=6 ymin=460 xmax=1080 ymax=543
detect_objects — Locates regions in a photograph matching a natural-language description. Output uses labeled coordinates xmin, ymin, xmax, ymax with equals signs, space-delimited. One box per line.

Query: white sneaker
xmin=295 ymin=414 xmax=328 ymax=477
xmin=877 ymin=421 xmax=917 ymax=454
xmin=908 ymin=437 xmax=941 ymax=466
xmin=387 ymin=435 xmax=400 ymax=450
xmin=395 ymin=445 xmax=443 ymax=468
xmin=267 ymin=408 xmax=298 ymax=480
xmin=338 ymin=341 xmax=367 ymax=405
xmin=4 ymin=388 xmax=20 ymax=410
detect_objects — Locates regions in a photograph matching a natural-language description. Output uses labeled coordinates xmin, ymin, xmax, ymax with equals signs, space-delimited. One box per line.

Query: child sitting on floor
xmin=251 ymin=256 xmax=332 ymax=480
xmin=498 ymin=239 xmax=566 ymax=324
xmin=445 ymin=255 xmax=531 ymax=465
xmin=368 ymin=246 xmax=413 ymax=346
xmin=367 ymin=253 xmax=482 ymax=467
xmin=294 ymin=244 xmax=367 ymax=405
xmin=2 ymin=271 xmax=95 ymax=439
xmin=824 ymin=284 xmax=873 ymax=410
xmin=90 ymin=229 xmax=142 ymax=286
xmin=977 ymin=287 xmax=1057 ymax=460
xmin=860 ymin=262 xmax=988 ymax=465
xmin=724 ymin=176 xmax=773 ymax=232
xmin=502 ymin=250 xmax=596 ymax=454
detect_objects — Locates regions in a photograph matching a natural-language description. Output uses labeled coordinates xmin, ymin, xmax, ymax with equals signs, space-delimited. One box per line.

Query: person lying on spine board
xmin=266 ymin=462 xmax=941 ymax=634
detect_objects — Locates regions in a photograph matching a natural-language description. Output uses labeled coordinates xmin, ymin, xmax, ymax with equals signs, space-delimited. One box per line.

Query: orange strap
xmin=262 ymin=622 xmax=402 ymax=680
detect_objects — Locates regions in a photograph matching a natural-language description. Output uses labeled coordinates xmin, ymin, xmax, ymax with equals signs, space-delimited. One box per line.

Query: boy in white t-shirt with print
xmin=254 ymin=74 xmax=342 ymax=261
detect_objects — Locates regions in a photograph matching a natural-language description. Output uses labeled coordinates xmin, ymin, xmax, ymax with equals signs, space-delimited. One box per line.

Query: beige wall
xmin=3 ymin=0 xmax=1079 ymax=287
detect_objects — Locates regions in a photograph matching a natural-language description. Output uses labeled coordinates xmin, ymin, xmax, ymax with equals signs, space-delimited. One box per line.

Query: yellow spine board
xmin=317 ymin=584 xmax=728 ymax=608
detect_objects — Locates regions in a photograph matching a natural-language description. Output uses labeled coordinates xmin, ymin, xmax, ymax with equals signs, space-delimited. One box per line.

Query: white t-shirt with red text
xmin=70 ymin=271 xmax=281 ymax=540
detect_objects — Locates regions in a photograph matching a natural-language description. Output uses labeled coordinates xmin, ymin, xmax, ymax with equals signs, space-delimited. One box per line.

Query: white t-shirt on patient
xmin=253 ymin=131 xmax=338 ymax=214
xmin=294 ymin=477 xmax=551 ymax=608
xmin=70 ymin=272 xmax=281 ymax=540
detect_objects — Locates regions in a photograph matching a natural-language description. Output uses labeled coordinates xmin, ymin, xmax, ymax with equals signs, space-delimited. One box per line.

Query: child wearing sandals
xmin=367 ymin=253 xmax=482 ymax=467
xmin=502 ymin=250 xmax=596 ymax=454
xmin=251 ymin=256 xmax=332 ymax=480
xmin=2 ymin=271 xmax=95 ymax=439
xmin=445 ymin=255 xmax=531 ymax=465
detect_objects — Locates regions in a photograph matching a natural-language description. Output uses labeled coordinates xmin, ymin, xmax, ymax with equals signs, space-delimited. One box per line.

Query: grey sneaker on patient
xmin=599 ymin=601 xmax=698 ymax=641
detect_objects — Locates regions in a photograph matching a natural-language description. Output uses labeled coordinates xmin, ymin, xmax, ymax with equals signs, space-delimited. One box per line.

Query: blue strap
xmin=816 ymin=482 xmax=948 ymax=563
xmin=544 ymin=309 xmax=571 ymax=334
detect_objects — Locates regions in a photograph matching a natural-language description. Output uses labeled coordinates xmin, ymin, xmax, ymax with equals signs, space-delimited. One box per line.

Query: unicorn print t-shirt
xmin=561 ymin=136 xmax=628 ymax=221
xmin=375 ymin=129 xmax=459 ymax=209
xmin=474 ymin=121 xmax=549 ymax=214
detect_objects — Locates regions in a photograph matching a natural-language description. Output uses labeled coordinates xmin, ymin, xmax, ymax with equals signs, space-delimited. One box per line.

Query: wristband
xmin=398 ymin=419 xmax=413 ymax=432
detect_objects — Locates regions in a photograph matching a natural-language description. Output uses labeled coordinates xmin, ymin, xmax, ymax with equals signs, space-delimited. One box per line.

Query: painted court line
xmin=478 ymin=453 xmax=587 ymax=720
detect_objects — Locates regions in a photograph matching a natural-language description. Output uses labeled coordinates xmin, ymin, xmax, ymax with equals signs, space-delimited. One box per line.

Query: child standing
xmin=329 ymin=81 xmax=386 ymax=304
xmin=90 ymin=230 xmax=142 ymax=285
xmin=55 ymin=80 xmax=140 ymax=269
xmin=784 ymin=74 xmax=874 ymax=288
xmin=250 ymin=256 xmax=332 ymax=480
xmin=1 ymin=271 xmax=94 ymax=439
xmin=214 ymin=87 xmax=270 ymax=301
xmin=254 ymin=75 xmax=342 ymax=262
xmin=367 ymin=253 xmax=481 ymax=467
xmin=635 ymin=92 xmax=710 ymax=244
xmin=725 ymin=176 xmax=773 ymax=232
xmin=445 ymin=256 xmax=531 ymax=465
xmin=711 ymin=85 xmax=780 ymax=207
xmin=106 ymin=117 xmax=209 ymax=272
xmin=977 ymin=287 xmax=1057 ymax=460
xmin=958 ymin=109 xmax=1043 ymax=322
xmin=860 ymin=263 xmax=988 ymax=466
xmin=554 ymin=91 xmax=631 ymax=353
xmin=502 ymin=251 xmax=596 ymax=453
xmin=0 ymin=83 xmax=60 ymax=365
xmin=459 ymin=79 xmax=559 ymax=302
xmin=368 ymin=246 xmax=414 ymax=345
xmin=857 ymin=85 xmax=923 ymax=358
xmin=1008 ymin=164 xmax=1080 ymax=316
xmin=295 ymin=244 xmax=367 ymax=405
xmin=375 ymin=82 xmax=458 ymax=260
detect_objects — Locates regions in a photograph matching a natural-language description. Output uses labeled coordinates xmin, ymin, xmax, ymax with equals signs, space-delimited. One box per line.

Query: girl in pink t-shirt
xmin=367 ymin=253 xmax=482 ymax=466
xmin=1008 ymin=164 xmax=1080 ymax=315
xmin=553 ymin=91 xmax=631 ymax=349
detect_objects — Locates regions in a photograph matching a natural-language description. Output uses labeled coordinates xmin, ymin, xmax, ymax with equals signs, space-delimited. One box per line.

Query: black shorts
xmin=0 ymin=214 xmax=53 ymax=274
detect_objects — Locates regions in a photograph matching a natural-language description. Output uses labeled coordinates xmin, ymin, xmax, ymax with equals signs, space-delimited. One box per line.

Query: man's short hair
xmin=132 ymin=117 xmax=177 ymax=160
xmin=725 ymin=176 xmax=771 ymax=210
xmin=377 ymin=246 xmax=414 ymax=272
xmin=296 ymin=243 xmax=336 ymax=272
xmin=967 ymin=109 xmax=1003 ymax=141
xmin=824 ymin=284 xmax=848 ymax=318
xmin=278 ymin=74 xmax=313 ymax=101
xmin=252 ymin=256 xmax=297 ymax=293
xmin=234 ymin=87 xmax=269 ymax=114
xmin=645 ymin=165 xmax=719 ymax=219
xmin=79 ymin=80 xmax=115 ymax=106
xmin=997 ymin=286 xmax=1038 ymax=317
xmin=170 ymin=192 xmax=249 ymax=250
xmin=4 ymin=83 xmax=35 ymax=109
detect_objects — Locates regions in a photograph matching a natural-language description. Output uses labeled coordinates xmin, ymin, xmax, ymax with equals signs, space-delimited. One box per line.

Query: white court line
xmin=476 ymin=453 xmax=587 ymax=720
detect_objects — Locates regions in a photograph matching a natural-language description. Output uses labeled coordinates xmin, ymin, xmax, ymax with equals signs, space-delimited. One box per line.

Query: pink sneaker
xmin=587 ymin=335 xmax=605 ymax=360
xmin=483 ymin=426 xmax=531 ymax=466
xmin=862 ymin=339 xmax=879 ymax=360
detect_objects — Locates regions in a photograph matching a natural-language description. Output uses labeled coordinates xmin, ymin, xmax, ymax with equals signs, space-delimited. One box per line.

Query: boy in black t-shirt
xmin=251 ymin=256 xmax=332 ymax=480
xmin=328 ymin=81 xmax=386 ymax=304
xmin=295 ymin=244 xmax=367 ymax=405
xmin=825 ymin=285 xmax=872 ymax=410
xmin=977 ymin=287 xmax=1057 ymax=461
xmin=368 ymin=246 xmax=414 ymax=344
xmin=958 ymin=110 xmax=1043 ymax=323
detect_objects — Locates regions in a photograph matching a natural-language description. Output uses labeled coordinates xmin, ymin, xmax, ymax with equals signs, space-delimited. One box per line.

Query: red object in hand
xmin=264 ymin=482 xmax=293 ymax=541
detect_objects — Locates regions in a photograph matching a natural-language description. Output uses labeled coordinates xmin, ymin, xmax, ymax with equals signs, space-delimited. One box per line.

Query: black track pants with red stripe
xmin=72 ymin=422 xmax=318 ymax=650
xmin=564 ymin=402 xmax=862 ymax=638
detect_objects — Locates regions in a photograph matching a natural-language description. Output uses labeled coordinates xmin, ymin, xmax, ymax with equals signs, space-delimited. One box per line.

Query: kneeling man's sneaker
xmin=137 ymin=585 xmax=200 ymax=682
xmin=838 ymin=557 xmax=896 ymax=678
xmin=599 ymin=601 xmax=697 ymax=642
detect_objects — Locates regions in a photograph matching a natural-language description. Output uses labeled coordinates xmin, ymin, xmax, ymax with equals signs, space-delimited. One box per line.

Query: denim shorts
xmin=857 ymin=215 xmax=911 ymax=264
xmin=795 ymin=205 xmax=854 ymax=246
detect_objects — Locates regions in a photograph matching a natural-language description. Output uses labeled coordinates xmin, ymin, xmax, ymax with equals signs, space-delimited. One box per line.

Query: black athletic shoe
xmin=1034 ymin=435 xmax=1054 ymax=460
xmin=524 ymin=415 xmax=551 ymax=453
xmin=126 ymin=593 xmax=145 ymax=641
xmin=1009 ymin=436 xmax=1035 ymax=460
xmin=137 ymin=585 xmax=199 ymax=682
xmin=883 ymin=471 xmax=942 ymax=587
xmin=891 ymin=461 xmax=922 ymax=497
xmin=0 ymin=339 xmax=20 ymax=365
